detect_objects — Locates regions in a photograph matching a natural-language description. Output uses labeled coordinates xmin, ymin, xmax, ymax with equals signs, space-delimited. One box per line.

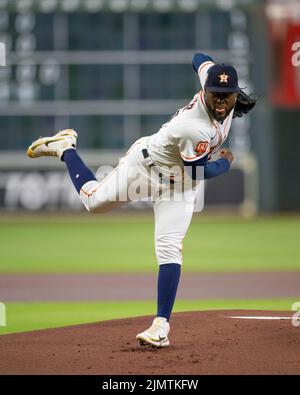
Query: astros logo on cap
xmin=219 ymin=73 xmax=229 ymax=84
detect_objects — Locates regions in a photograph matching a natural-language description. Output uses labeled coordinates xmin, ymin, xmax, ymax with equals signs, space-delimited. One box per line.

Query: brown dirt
xmin=0 ymin=310 xmax=300 ymax=375
xmin=1 ymin=272 xmax=300 ymax=301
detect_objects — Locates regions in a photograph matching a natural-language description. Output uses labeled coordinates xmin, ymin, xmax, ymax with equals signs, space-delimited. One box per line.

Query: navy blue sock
xmin=157 ymin=263 xmax=181 ymax=322
xmin=62 ymin=149 xmax=96 ymax=193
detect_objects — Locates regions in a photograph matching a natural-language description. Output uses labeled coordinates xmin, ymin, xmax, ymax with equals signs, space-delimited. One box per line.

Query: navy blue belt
xmin=142 ymin=148 xmax=154 ymax=167
xmin=142 ymin=149 xmax=175 ymax=184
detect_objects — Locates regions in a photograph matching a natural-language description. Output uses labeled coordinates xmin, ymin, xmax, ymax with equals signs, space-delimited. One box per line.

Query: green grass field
xmin=0 ymin=298 xmax=298 ymax=335
xmin=0 ymin=214 xmax=299 ymax=273
xmin=0 ymin=214 xmax=299 ymax=335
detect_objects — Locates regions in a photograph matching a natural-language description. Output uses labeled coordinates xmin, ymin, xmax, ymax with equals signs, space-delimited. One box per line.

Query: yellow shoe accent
xmin=27 ymin=129 xmax=77 ymax=159
xmin=136 ymin=317 xmax=170 ymax=348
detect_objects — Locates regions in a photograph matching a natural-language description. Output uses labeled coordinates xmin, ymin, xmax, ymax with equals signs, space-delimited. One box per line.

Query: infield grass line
xmin=0 ymin=298 xmax=299 ymax=335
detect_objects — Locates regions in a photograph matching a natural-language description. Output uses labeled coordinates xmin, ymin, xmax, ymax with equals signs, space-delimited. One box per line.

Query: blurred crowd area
xmin=0 ymin=0 xmax=299 ymax=213
xmin=0 ymin=0 xmax=262 ymax=151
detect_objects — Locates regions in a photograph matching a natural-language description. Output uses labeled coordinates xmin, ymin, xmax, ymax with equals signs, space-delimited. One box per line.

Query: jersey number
xmin=166 ymin=96 xmax=197 ymax=124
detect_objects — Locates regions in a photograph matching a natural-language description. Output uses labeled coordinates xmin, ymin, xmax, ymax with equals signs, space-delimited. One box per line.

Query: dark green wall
xmin=273 ymin=109 xmax=300 ymax=211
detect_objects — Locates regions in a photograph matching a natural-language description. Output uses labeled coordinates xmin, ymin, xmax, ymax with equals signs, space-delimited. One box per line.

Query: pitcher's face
xmin=204 ymin=90 xmax=237 ymax=122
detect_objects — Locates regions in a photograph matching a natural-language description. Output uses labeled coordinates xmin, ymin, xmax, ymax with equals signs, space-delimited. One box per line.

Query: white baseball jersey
xmin=148 ymin=60 xmax=234 ymax=168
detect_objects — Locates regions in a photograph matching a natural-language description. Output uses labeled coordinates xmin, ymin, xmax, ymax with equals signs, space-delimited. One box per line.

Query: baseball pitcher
xmin=27 ymin=53 xmax=256 ymax=348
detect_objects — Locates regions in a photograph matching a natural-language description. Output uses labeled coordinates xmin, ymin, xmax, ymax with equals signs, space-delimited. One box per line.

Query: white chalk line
xmin=228 ymin=316 xmax=293 ymax=320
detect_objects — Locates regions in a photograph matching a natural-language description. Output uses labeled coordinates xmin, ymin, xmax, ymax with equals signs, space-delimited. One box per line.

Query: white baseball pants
xmin=80 ymin=137 xmax=200 ymax=265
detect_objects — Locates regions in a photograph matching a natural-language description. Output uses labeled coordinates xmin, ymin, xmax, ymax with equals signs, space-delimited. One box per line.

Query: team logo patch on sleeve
xmin=195 ymin=141 xmax=209 ymax=156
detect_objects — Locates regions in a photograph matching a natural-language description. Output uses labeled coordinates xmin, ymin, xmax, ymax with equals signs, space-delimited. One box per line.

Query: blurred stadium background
xmin=0 ymin=0 xmax=300 ymax=335
xmin=0 ymin=0 xmax=299 ymax=213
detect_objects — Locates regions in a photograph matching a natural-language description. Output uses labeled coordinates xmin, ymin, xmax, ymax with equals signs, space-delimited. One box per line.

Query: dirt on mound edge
xmin=0 ymin=310 xmax=299 ymax=375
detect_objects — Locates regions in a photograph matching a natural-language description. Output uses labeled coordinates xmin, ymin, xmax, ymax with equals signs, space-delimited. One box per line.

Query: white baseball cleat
xmin=27 ymin=129 xmax=78 ymax=159
xmin=136 ymin=317 xmax=170 ymax=348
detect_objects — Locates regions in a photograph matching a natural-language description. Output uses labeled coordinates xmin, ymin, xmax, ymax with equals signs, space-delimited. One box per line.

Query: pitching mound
xmin=0 ymin=310 xmax=299 ymax=375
